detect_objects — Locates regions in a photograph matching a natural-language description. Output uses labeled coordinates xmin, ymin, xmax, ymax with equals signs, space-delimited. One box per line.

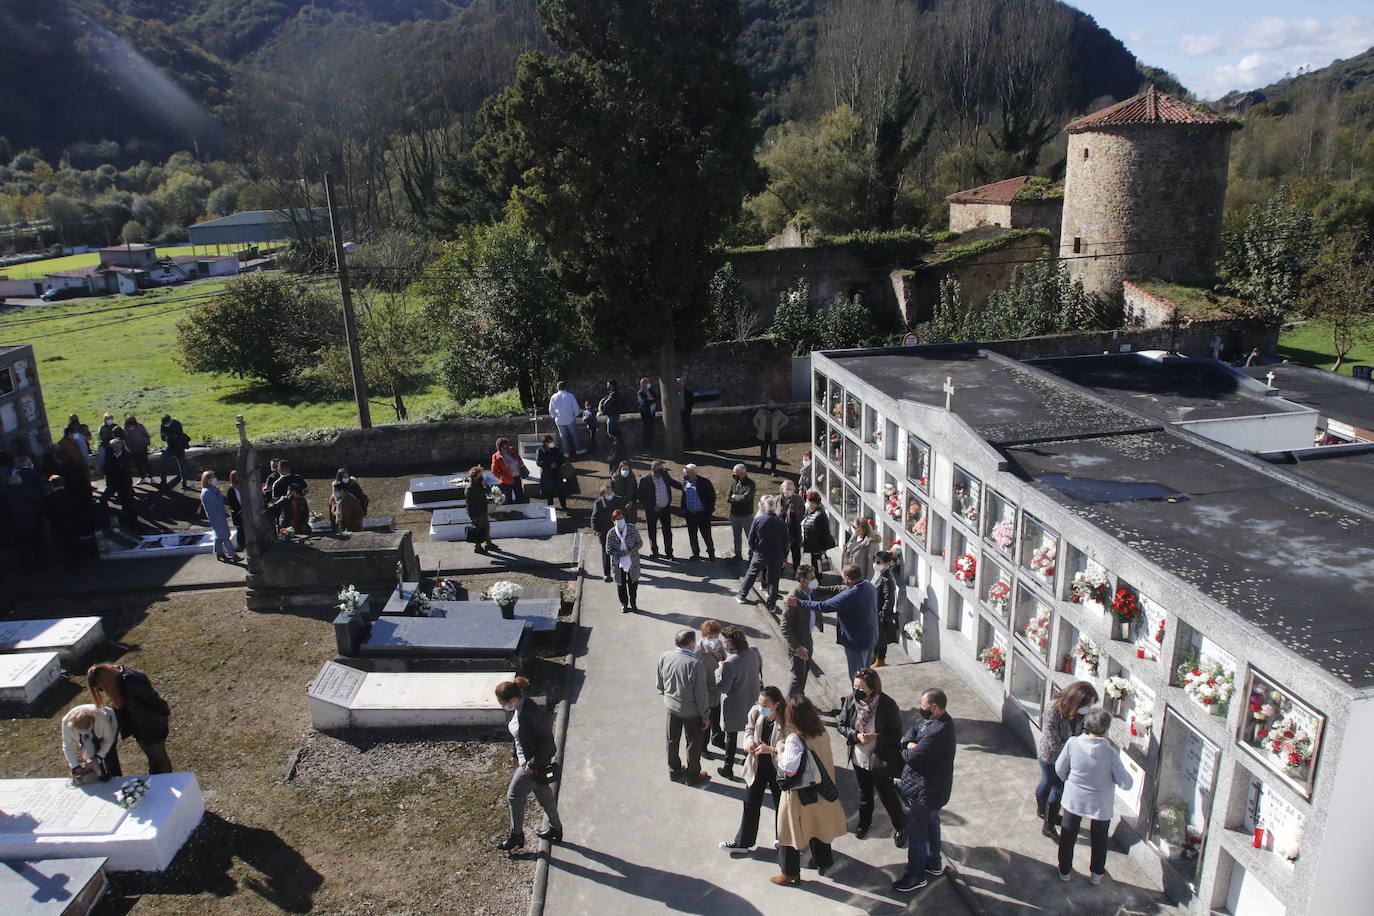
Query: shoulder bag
xmin=779 ymin=745 xmax=841 ymax=805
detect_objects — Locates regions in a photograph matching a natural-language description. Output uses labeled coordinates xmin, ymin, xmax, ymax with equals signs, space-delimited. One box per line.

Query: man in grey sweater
xmin=657 ymin=628 xmax=712 ymax=785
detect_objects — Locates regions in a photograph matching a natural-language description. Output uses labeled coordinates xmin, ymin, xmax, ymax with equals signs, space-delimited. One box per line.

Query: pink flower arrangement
xmin=991 ymin=519 xmax=1014 ymax=549
xmin=1030 ymin=543 xmax=1056 ymax=579
xmin=953 ymin=553 xmax=977 ymax=583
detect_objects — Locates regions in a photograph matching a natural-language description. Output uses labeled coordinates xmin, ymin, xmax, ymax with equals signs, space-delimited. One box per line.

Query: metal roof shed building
xmin=188 ymin=208 xmax=332 ymax=246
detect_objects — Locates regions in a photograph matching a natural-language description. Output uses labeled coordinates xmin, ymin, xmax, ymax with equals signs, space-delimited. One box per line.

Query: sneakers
xmin=892 ymin=873 xmax=928 ymax=892
xmin=735 ymin=595 xmax=749 ymax=604
xmin=924 ymin=865 xmax=945 ymax=876
xmin=1088 ymin=872 xmax=1104 ymax=885
xmin=719 ymin=841 xmax=750 ymax=853
xmin=1058 ymin=870 xmax=1071 ymax=882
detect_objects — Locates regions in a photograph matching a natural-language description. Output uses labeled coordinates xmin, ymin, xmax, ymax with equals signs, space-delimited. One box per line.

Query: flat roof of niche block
xmin=819 ymin=346 xmax=1374 ymax=688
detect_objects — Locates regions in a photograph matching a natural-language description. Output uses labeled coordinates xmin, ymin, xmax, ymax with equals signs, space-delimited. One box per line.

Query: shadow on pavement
xmin=550 ymin=841 xmax=767 ymax=915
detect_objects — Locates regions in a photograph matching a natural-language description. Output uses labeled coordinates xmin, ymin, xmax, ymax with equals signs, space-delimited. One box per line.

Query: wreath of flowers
xmin=1070 ymin=573 xmax=1110 ymax=605
xmin=1177 ymin=659 xmax=1235 ymax=714
xmin=953 ymin=552 xmax=977 ymax=582
xmin=990 ymin=519 xmax=1014 ymax=549
xmin=979 ymin=646 xmax=1005 ymax=678
xmin=1255 ymin=716 xmax=1317 ymax=772
xmin=1022 ymin=610 xmax=1051 ymax=649
xmin=1110 ymin=589 xmax=1141 ymax=623
xmin=1073 ymin=636 xmax=1101 ymax=677
xmin=1030 ymin=543 xmax=1057 ymax=579
xmin=987 ymin=579 xmax=1011 ymax=615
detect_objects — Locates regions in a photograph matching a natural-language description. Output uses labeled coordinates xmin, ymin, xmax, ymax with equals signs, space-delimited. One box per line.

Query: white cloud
xmin=1177 ymin=14 xmax=1374 ymax=97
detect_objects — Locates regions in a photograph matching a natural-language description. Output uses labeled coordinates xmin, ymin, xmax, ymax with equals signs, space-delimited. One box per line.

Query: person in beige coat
xmin=772 ymin=695 xmax=847 ymax=885
xmin=752 ymin=400 xmax=790 ymax=476
xmin=842 ymin=517 xmax=878 ymax=582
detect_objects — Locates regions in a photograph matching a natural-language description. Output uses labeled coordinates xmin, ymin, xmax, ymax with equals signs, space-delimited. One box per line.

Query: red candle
xmin=1253 ymin=827 xmax=1265 ymax=848
xmin=1062 ymin=656 xmax=1073 ymax=673
xmin=1136 ymin=646 xmax=1145 ymax=659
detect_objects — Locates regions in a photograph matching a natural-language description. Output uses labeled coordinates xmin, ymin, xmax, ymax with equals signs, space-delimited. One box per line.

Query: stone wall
xmin=561 ymin=338 xmax=792 ymax=408
xmin=980 ymin=318 xmax=1278 ymax=362
xmin=1008 ymin=199 xmax=1062 ymax=243
xmin=187 ymin=402 xmax=813 ymax=477
xmin=1060 ymin=125 xmax=1235 ymax=315
xmin=727 ymin=244 xmax=918 ymax=330
xmin=894 ymin=233 xmax=1052 ymax=325
xmin=1122 ymin=280 xmax=1178 ymax=328
xmin=948 ymin=201 xmax=1012 ymax=232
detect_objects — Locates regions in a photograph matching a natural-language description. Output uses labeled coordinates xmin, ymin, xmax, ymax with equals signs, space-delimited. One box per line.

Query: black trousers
xmin=682 ymin=410 xmax=694 ymax=447
xmin=759 ymin=438 xmax=778 ymax=472
xmin=684 ymin=510 xmax=714 ymax=558
xmin=779 ymin=838 xmax=833 ymax=877
xmin=722 ymin=730 xmax=739 ymax=771
xmin=854 ymin=763 xmax=906 ymax=830
xmin=710 ymin=704 xmax=725 ymax=746
xmin=787 ymin=525 xmax=802 ymax=570
xmin=644 ymin=506 xmax=673 ymax=557
xmin=739 ymin=554 xmax=781 ymax=608
xmin=1058 ymin=812 xmax=1109 ymax=876
xmin=641 ymin=408 xmax=655 ymax=448
xmin=735 ymin=757 xmax=780 ymax=847
xmin=667 ymin=712 xmax=705 ymax=775
xmin=598 ymin=532 xmax=612 ymax=578
xmin=615 ymin=573 xmax=639 ymax=610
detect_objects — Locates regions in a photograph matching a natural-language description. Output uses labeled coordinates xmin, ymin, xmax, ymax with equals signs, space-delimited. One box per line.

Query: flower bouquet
xmin=1022 ymin=611 xmax=1051 ymax=651
xmin=1177 ymin=658 xmax=1235 ymax=715
xmin=337 ymin=585 xmax=365 ymax=619
xmin=489 ymin=484 xmax=505 ymax=504
xmin=990 ymin=519 xmax=1014 ymax=550
xmin=906 ymin=500 xmax=925 ymax=536
xmin=953 ymin=553 xmax=977 ymax=583
xmin=1130 ymin=707 xmax=1153 ymax=738
xmin=432 ymin=578 xmax=461 ymax=601
xmin=845 ymin=400 xmax=859 ymax=428
xmin=116 ymin=777 xmax=150 ymax=810
xmin=953 ymin=484 xmax=979 ymax=524
xmin=1104 ymin=675 xmax=1132 ymax=715
xmin=1110 ymin=589 xmax=1140 ymax=638
xmin=884 ymin=486 xmax=903 ymax=521
xmin=1070 ymin=572 xmax=1110 ymax=606
xmin=979 ymin=646 xmax=1005 ymax=679
xmin=483 ymin=580 xmax=523 ymax=619
xmin=1030 ymin=543 xmax=1056 ymax=580
xmin=1257 ymin=717 xmax=1317 ymax=774
xmin=903 ymin=620 xmax=923 ymax=644
xmin=987 ymin=580 xmax=1011 ymax=617
xmin=1155 ymin=619 xmax=1166 ymax=645
xmin=1073 ymin=636 xmax=1101 ymax=677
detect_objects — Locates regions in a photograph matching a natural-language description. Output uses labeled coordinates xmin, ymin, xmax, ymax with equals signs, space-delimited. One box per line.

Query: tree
xmin=770 ymin=278 xmax=816 ymax=355
xmin=478 ymin=0 xmax=764 ymax=454
xmin=706 ymin=261 xmax=763 ymax=342
xmin=1302 ymin=232 xmax=1374 ymax=372
xmin=923 ymin=259 xmax=1097 ymax=342
xmin=1221 ymin=187 xmax=1321 ymax=323
xmin=175 ymin=275 xmax=342 ymax=389
xmin=816 ymin=292 xmax=880 ymax=350
xmin=420 ymin=220 xmax=581 ymax=410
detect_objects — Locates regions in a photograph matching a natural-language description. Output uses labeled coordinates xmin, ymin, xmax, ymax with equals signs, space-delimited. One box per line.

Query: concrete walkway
xmin=545 ymin=523 xmax=1186 ymax=915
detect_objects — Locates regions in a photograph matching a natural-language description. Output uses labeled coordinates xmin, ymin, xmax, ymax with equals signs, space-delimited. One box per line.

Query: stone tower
xmin=1059 ymin=87 xmax=1240 ymax=317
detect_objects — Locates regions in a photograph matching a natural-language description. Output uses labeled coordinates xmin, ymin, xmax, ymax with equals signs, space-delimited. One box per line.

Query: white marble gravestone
xmin=0 ymin=652 xmax=61 ymax=705
xmin=308 ymin=660 xmax=507 ymax=730
xmin=0 ymin=617 xmax=104 ymax=664
xmin=101 ymin=533 xmax=214 ymax=560
xmin=0 ymin=774 xmax=204 ymax=872
xmin=429 ymin=503 xmax=557 ymax=541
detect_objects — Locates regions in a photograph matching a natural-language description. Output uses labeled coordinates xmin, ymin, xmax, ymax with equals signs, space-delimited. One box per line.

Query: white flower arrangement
xmin=486 ymin=580 xmax=523 ymax=607
xmin=488 ymin=484 xmax=505 ymax=503
xmin=412 ymin=591 xmax=432 ymax=615
xmin=1073 ymin=636 xmax=1102 ymax=676
xmin=1177 ymin=659 xmax=1236 ymax=715
xmin=1104 ymin=676 xmax=1132 ymax=700
xmin=337 ymin=585 xmax=365 ymax=618
xmin=882 ymin=482 xmax=897 ymax=497
xmin=432 ymin=578 xmax=461 ymax=601
xmin=903 ymin=620 xmax=923 ymax=643
xmin=1021 ymin=611 xmax=1051 ymax=649
xmin=116 ymin=777 xmax=149 ymax=809
xmin=1030 ymin=543 xmax=1057 ymax=579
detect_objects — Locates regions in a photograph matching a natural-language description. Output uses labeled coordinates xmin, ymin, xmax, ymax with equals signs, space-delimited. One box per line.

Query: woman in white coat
xmin=62 ymin=704 xmax=120 ymax=782
xmin=1055 ymin=708 xmax=1133 ymax=883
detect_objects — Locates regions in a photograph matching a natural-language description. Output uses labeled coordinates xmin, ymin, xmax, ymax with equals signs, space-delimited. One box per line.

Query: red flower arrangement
xmin=953 ymin=553 xmax=977 ymax=582
xmin=979 ymin=646 xmax=1005 ymax=678
xmin=1110 ymin=590 xmax=1140 ymax=623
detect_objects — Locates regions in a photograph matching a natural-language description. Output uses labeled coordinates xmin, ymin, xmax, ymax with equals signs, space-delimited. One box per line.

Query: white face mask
xmin=801 ymin=459 xmax=811 ymax=467
xmin=1077 ymin=706 xmax=1092 ymax=715
xmin=619 ymin=469 xmax=629 ymax=477
xmin=875 ymin=564 xmax=888 ymax=574
xmin=615 ymin=520 xmax=627 ymax=532
xmin=342 ymin=476 xmax=351 ymax=483
xmin=209 ymin=477 xmax=218 ymax=486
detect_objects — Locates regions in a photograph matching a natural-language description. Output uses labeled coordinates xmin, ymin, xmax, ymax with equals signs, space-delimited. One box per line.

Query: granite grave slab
xmin=358 ymin=615 xmax=531 ymax=660
xmin=403 ymin=474 xmax=469 ymax=511
xmin=1 ymin=856 xmax=108 ymax=916
xmin=426 ymin=598 xmax=560 ymax=632
xmin=308 ymin=661 xmax=507 ymax=730
xmin=101 ymin=532 xmax=214 ymax=560
xmin=0 ymin=618 xmax=104 ymax=664
xmin=0 ymin=774 xmax=204 ymax=872
xmin=0 ymin=652 xmax=61 ymax=705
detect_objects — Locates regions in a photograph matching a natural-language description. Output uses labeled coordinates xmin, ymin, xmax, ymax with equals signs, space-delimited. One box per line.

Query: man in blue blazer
xmin=786 ymin=564 xmax=878 ymax=679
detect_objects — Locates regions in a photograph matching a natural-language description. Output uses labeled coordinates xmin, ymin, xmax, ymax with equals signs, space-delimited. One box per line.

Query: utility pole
xmin=323 ymin=172 xmax=372 ymax=429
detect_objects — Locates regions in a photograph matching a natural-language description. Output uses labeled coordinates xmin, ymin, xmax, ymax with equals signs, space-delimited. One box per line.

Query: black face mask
xmin=918 ymin=706 xmax=933 ymax=719
xmin=853 ymin=688 xmax=867 ymax=701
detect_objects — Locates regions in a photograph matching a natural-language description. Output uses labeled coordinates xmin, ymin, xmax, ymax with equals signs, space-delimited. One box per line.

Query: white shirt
xmin=778 ymin=733 xmax=809 ymax=779
xmin=508 ymin=704 xmax=526 ymax=767
xmin=549 ymin=390 xmax=580 ymax=426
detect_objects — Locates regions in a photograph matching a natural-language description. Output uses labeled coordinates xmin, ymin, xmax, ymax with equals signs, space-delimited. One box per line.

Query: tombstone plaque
xmin=0 ymin=652 xmax=61 ymax=705
xmin=0 ymin=617 xmax=104 ymax=663
xmin=0 ymin=780 xmax=128 ymax=836
xmin=309 ymin=661 xmax=366 ymax=708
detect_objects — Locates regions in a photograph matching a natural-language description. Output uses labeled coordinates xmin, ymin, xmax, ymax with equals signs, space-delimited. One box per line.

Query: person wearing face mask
xmin=786 ymin=564 xmax=879 ymax=681
xmin=797 ymin=450 xmax=814 ymax=494
xmin=720 ymin=686 xmax=785 ymax=854
xmin=494 ymin=676 xmax=563 ymax=851
xmin=611 ymin=460 xmax=638 ymax=522
xmin=490 ymin=437 xmax=527 ymax=505
xmin=752 ymin=399 xmax=790 ymax=476
xmin=536 ymin=434 xmax=570 ymax=511
xmin=871 ymin=550 xmax=899 ymax=667
xmin=636 ymin=377 xmax=659 ymax=449
xmin=800 ymin=490 xmax=836 ymax=574
xmin=1036 ymin=680 xmax=1099 ymax=839
xmin=330 ymin=480 xmax=364 ymax=532
xmin=635 ymin=458 xmax=680 ymax=560
xmin=98 ymin=437 xmax=137 ymax=525
xmin=893 ymin=688 xmax=957 ymax=893
xmin=715 ymin=627 xmax=764 ymax=781
xmin=680 ymin=464 xmax=716 ymax=561
xmin=334 ymin=468 xmax=369 ymax=514
xmin=697 ymin=621 xmax=728 ymax=752
xmin=591 ymin=482 xmax=626 ymax=582
xmin=726 ymin=464 xmax=756 ymax=562
xmin=606 ymin=509 xmax=643 ymax=612
xmin=777 ymin=480 xmax=804 ymax=575
xmin=838 ymin=668 xmax=907 ymax=846
xmin=198 ymin=469 xmax=240 ymax=562
xmin=737 ymin=495 xmax=787 ymax=612
xmin=781 ymin=565 xmax=839 ymax=697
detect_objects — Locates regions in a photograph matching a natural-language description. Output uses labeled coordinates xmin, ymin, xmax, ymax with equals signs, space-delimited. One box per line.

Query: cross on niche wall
xmin=943 ymin=376 xmax=955 ymax=411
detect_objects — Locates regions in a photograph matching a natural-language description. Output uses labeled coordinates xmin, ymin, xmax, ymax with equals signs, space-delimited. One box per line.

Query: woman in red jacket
xmin=490 ymin=437 xmax=527 ymax=504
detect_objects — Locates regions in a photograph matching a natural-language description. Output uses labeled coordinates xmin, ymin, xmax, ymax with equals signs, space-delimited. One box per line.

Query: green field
xmin=0 ymin=279 xmax=459 ymax=443
xmin=0 ymin=245 xmax=232 ymax=280
xmin=1278 ymin=321 xmax=1374 ymax=374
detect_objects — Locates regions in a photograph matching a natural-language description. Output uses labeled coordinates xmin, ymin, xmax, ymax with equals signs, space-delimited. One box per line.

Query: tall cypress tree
xmin=478 ymin=0 xmax=764 ymax=454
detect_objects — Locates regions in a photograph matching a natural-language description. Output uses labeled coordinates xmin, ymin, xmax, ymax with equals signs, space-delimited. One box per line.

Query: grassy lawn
xmin=0 ymin=245 xmax=232 ymax=280
xmin=1278 ymin=321 xmax=1374 ymax=374
xmin=0 ymin=280 xmax=457 ymax=443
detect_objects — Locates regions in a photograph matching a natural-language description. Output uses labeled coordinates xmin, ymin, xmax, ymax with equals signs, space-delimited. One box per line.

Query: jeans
xmin=508 ymin=766 xmax=562 ymax=835
xmin=855 ymin=764 xmax=906 ymax=831
xmin=738 ymin=554 xmax=781 ymax=608
xmin=606 ymin=414 xmax=621 ymax=440
xmin=1058 ymin=812 xmax=1109 ymax=876
xmin=729 ymin=514 xmax=751 ymax=559
xmin=1036 ymin=760 xmax=1065 ymax=807
xmin=786 ymin=651 xmax=810 ymax=697
xmin=667 ymin=712 xmax=706 ymax=775
xmin=903 ymin=801 xmax=943 ymax=875
xmin=644 ymin=506 xmax=673 ymax=557
xmin=159 ymin=448 xmax=187 ymax=484
xmin=684 ymin=511 xmax=714 ymax=558
xmin=556 ymin=423 xmax=581 ymax=456
xmin=735 ymin=756 xmax=779 ymax=847
xmin=779 ymin=838 xmax=832 ymax=877
xmin=844 ymin=644 xmax=875 ymax=680
xmin=759 ymin=438 xmax=778 ymax=473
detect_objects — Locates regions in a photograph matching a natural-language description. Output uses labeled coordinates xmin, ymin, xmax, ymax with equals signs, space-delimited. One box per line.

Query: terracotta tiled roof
xmin=1066 ymin=86 xmax=1238 ymax=133
xmin=947 ymin=176 xmax=1031 ymax=205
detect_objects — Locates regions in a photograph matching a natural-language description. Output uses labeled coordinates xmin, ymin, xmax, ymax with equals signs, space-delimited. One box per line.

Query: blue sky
xmin=1071 ymin=1 xmax=1374 ymax=98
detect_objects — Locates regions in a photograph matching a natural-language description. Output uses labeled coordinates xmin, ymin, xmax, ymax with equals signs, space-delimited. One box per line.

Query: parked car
xmin=40 ymin=287 xmax=79 ymax=301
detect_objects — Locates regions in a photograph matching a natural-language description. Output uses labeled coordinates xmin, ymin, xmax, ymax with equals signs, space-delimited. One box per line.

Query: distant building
xmin=946 ymin=175 xmax=1063 ymax=239
xmin=99 ymin=244 xmax=158 ymax=268
xmin=0 ymin=344 xmax=49 ymax=458
xmin=0 ymin=247 xmax=238 ymax=299
xmin=188 ymin=208 xmax=334 ymax=247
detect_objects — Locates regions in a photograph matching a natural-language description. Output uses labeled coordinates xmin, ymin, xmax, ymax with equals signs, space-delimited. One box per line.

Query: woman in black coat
xmin=536 ymin=434 xmax=570 ymax=510
xmin=800 ymin=492 xmax=836 ymax=574
xmin=836 ymin=667 xmax=906 ymax=844
xmin=872 ymin=550 xmax=899 ymax=666
xmin=86 ymin=663 xmax=173 ymax=774
xmin=495 ymin=677 xmax=564 ymax=850
xmin=591 ymin=482 xmax=626 ymax=582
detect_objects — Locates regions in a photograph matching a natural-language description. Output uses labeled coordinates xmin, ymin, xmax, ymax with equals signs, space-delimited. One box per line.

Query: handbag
xmin=779 ymin=744 xmax=840 ymax=805
xmin=534 ymin=760 xmax=561 ymax=785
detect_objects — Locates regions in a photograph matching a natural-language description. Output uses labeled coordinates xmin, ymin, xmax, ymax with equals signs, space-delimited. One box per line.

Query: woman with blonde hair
xmin=842 ymin=517 xmax=878 ymax=582
xmin=62 ymin=704 xmax=120 ymax=783
xmin=1037 ymin=680 xmax=1100 ymax=837
xmin=198 ymin=469 xmax=240 ymax=562
xmin=772 ymin=695 xmax=847 ymax=886
xmin=86 ymin=663 xmax=173 ymax=774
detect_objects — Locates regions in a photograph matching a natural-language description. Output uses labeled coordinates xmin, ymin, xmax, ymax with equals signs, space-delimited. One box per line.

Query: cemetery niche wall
xmin=809 ymin=344 xmax=1374 ymax=916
